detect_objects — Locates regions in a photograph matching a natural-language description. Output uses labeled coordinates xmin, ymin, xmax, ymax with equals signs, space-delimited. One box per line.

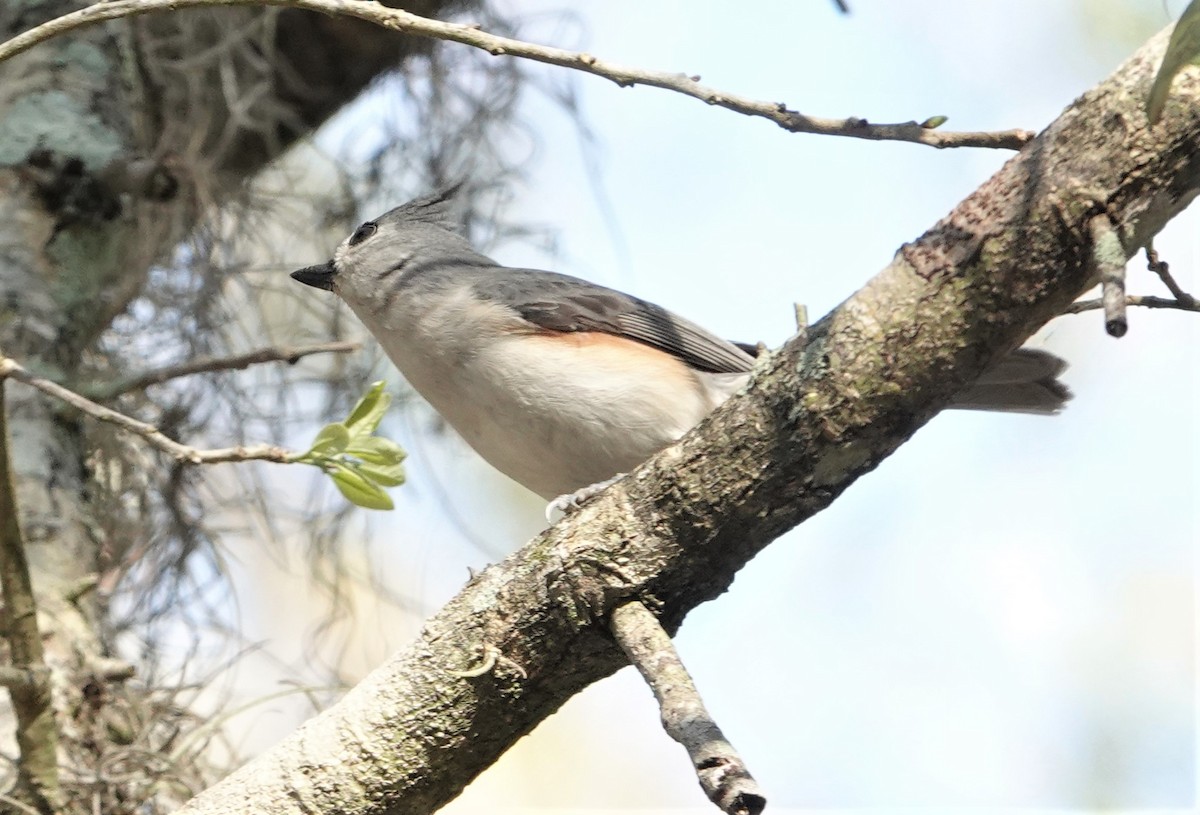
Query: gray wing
xmin=475 ymin=268 xmax=757 ymax=374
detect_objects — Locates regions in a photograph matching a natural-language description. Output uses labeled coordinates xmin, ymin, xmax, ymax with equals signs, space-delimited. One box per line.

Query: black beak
xmin=290 ymin=261 xmax=336 ymax=291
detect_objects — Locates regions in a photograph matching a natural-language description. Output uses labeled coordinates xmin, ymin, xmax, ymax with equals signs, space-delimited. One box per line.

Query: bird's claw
xmin=544 ymin=474 xmax=626 ymax=523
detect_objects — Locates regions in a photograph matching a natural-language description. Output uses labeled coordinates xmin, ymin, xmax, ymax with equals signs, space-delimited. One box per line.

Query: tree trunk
xmin=0 ymin=1 xmax=473 ymax=809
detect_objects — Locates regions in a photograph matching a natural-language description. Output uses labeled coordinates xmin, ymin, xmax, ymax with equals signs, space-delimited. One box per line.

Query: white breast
xmin=345 ymin=284 xmax=739 ymax=498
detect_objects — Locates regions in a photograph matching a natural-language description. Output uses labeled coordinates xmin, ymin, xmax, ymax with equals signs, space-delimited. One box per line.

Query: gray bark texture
xmin=0 ymin=1 xmax=467 ymax=811
xmin=178 ymin=25 xmax=1200 ymax=815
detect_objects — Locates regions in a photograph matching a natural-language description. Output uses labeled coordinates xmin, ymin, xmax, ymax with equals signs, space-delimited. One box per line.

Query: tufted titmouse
xmin=291 ymin=190 xmax=1070 ymax=507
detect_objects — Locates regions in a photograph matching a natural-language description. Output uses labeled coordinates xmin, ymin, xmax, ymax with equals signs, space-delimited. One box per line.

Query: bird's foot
xmin=545 ymin=474 xmax=626 ymax=523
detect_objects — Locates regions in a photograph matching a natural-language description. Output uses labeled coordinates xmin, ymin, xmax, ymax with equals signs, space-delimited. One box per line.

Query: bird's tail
xmin=951 ymin=348 xmax=1072 ymax=415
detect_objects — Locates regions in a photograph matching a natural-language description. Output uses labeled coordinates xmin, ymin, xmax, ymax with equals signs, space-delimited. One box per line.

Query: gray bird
xmin=291 ymin=190 xmax=1070 ymax=508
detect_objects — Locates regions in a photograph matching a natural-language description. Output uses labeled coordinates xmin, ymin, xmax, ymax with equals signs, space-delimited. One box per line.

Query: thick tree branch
xmin=611 ymin=601 xmax=764 ymax=815
xmin=177 ymin=25 xmax=1200 ymax=815
xmin=0 ymin=0 xmax=1033 ymax=150
xmin=0 ymin=356 xmax=294 ymax=465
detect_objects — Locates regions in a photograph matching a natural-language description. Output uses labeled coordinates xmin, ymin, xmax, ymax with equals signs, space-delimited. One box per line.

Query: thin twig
xmin=1065 ymin=295 xmax=1200 ymax=314
xmin=793 ymin=303 xmax=809 ymax=350
xmin=87 ymin=657 xmax=136 ymax=682
xmin=832 ymin=0 xmax=850 ymax=13
xmin=1067 ymin=242 xmax=1200 ymax=318
xmin=0 ymin=356 xmax=294 ymax=465
xmin=1145 ymin=244 xmax=1196 ymax=307
xmin=0 ymin=0 xmax=1034 ymax=150
xmin=0 ymin=380 xmax=60 ymax=810
xmin=86 ymin=340 xmax=361 ymax=400
xmin=1089 ymin=216 xmax=1128 ymax=337
xmin=610 ymin=601 xmax=765 ymax=815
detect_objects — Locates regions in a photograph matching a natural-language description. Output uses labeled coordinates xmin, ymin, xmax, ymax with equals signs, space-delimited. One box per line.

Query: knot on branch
xmin=545 ymin=553 xmax=637 ymax=630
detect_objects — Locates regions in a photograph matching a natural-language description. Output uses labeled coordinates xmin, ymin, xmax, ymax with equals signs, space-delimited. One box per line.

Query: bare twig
xmin=1145 ymin=245 xmax=1196 ymax=307
xmin=1069 ymin=235 xmax=1200 ymax=322
xmin=793 ymin=303 xmax=809 ymax=349
xmin=87 ymin=658 xmax=136 ymax=682
xmin=832 ymin=0 xmax=851 ymax=13
xmin=1063 ymin=294 xmax=1200 ymax=314
xmin=610 ymin=601 xmax=765 ymax=815
xmin=0 ymin=356 xmax=294 ymax=465
xmin=0 ymin=0 xmax=1033 ymax=150
xmin=87 ymin=340 xmax=361 ymax=400
xmin=0 ymin=380 xmax=60 ymax=811
xmin=1089 ymin=216 xmax=1128 ymax=337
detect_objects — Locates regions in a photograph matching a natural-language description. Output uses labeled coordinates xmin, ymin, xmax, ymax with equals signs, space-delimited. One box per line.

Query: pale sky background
xmin=212 ymin=2 xmax=1197 ymax=812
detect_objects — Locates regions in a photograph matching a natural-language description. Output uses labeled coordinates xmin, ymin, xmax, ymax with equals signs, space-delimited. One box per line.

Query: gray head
xmin=290 ymin=186 xmax=490 ymax=297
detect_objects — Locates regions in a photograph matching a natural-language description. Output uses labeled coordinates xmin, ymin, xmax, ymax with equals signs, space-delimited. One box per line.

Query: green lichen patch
xmin=0 ymin=91 xmax=122 ymax=168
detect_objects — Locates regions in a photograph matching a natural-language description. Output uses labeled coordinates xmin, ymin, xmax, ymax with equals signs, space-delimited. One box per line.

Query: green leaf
xmin=1148 ymin=0 xmax=1200 ymax=123
xmin=356 ymin=460 xmax=406 ymax=487
xmin=344 ymin=381 xmax=391 ymax=438
xmin=306 ymin=423 xmax=350 ymax=457
xmin=306 ymin=382 xmax=407 ymax=509
xmin=329 ymin=463 xmax=394 ymax=510
xmin=920 ymin=115 xmax=948 ymax=129
xmin=346 ymin=434 xmax=407 ymax=465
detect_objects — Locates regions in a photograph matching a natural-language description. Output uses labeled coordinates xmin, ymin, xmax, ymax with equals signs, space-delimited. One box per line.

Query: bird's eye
xmin=349 ymin=221 xmax=378 ymax=246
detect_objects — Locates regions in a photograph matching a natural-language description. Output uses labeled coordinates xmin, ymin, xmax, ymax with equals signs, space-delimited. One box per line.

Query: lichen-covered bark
xmin=0 ymin=0 xmax=471 ymax=808
xmin=178 ymin=27 xmax=1200 ymax=815
xmin=0 ymin=384 xmax=58 ymax=812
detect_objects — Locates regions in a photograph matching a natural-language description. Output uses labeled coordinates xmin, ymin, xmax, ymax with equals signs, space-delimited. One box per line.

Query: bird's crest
xmin=380 ymin=183 xmax=465 ymax=232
